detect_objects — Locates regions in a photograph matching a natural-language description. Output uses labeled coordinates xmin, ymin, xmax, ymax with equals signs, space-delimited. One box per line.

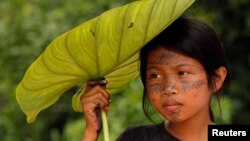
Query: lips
xmin=162 ymin=100 xmax=182 ymax=112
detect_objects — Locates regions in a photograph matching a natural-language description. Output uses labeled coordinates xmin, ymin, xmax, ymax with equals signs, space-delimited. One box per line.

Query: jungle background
xmin=0 ymin=0 xmax=249 ymax=140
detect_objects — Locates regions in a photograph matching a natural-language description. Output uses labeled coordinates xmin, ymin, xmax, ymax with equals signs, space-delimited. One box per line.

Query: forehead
xmin=147 ymin=46 xmax=202 ymax=67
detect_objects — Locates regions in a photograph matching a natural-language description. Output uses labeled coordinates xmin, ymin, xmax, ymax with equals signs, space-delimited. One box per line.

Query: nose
xmin=163 ymin=86 xmax=178 ymax=95
xmin=162 ymin=75 xmax=178 ymax=95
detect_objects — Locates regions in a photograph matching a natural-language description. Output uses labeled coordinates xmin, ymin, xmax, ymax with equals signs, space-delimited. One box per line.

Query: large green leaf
xmin=16 ymin=0 xmax=195 ymax=123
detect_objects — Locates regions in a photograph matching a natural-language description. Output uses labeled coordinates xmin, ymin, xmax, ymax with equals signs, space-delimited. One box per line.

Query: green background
xmin=0 ymin=0 xmax=249 ymax=140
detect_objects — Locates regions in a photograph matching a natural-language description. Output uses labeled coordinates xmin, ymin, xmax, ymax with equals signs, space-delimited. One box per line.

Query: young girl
xmin=81 ymin=17 xmax=230 ymax=141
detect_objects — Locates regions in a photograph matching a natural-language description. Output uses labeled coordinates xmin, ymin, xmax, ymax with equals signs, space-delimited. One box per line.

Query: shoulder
xmin=122 ymin=123 xmax=158 ymax=134
xmin=116 ymin=122 xmax=179 ymax=141
xmin=116 ymin=124 xmax=156 ymax=141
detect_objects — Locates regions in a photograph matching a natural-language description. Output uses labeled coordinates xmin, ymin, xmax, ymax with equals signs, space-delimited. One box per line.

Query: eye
xmin=149 ymin=73 xmax=162 ymax=79
xmin=178 ymin=71 xmax=189 ymax=76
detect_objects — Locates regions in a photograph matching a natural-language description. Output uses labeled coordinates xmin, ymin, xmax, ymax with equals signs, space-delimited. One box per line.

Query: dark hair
xmin=140 ymin=17 xmax=230 ymax=123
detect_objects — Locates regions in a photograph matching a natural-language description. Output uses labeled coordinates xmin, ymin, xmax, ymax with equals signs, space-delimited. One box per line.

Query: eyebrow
xmin=147 ymin=65 xmax=162 ymax=70
xmin=174 ymin=62 xmax=196 ymax=67
xmin=147 ymin=61 xmax=196 ymax=67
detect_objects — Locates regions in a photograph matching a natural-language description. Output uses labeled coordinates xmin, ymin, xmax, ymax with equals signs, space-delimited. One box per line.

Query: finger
xmin=85 ymin=94 xmax=109 ymax=109
xmin=104 ymin=105 xmax=110 ymax=113
xmin=83 ymin=85 xmax=110 ymax=100
xmin=82 ymin=97 xmax=109 ymax=110
xmin=82 ymin=88 xmax=109 ymax=104
xmin=83 ymin=79 xmax=107 ymax=93
xmin=94 ymin=86 xmax=110 ymax=101
xmin=81 ymin=96 xmax=105 ymax=114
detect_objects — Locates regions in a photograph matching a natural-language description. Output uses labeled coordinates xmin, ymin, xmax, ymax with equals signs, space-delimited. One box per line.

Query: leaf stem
xmin=101 ymin=110 xmax=109 ymax=141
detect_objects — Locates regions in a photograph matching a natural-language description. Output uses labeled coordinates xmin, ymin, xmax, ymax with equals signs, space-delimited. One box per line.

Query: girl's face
xmin=146 ymin=46 xmax=212 ymax=122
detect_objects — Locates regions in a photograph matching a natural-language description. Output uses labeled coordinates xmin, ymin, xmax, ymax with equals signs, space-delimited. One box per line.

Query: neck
xmin=165 ymin=111 xmax=213 ymax=141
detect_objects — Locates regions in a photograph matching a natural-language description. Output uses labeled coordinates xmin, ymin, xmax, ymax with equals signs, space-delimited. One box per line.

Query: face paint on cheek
xmin=147 ymin=84 xmax=162 ymax=103
xmin=147 ymin=84 xmax=162 ymax=95
xmin=181 ymin=79 xmax=207 ymax=95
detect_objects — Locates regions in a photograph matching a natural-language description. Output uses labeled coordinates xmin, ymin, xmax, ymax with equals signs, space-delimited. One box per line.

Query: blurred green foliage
xmin=0 ymin=0 xmax=249 ymax=140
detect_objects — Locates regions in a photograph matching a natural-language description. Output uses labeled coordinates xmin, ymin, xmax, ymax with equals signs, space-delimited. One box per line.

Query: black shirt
xmin=116 ymin=122 xmax=180 ymax=141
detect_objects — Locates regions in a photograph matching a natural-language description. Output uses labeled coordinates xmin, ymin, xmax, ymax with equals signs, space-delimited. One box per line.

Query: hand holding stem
xmin=81 ymin=80 xmax=110 ymax=141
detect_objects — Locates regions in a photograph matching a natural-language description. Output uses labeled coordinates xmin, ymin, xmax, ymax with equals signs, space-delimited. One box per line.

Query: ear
xmin=214 ymin=67 xmax=227 ymax=92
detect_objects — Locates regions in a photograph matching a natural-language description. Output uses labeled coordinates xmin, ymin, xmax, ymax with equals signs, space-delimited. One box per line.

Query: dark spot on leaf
xmin=90 ymin=29 xmax=95 ymax=36
xmin=128 ymin=22 xmax=134 ymax=28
